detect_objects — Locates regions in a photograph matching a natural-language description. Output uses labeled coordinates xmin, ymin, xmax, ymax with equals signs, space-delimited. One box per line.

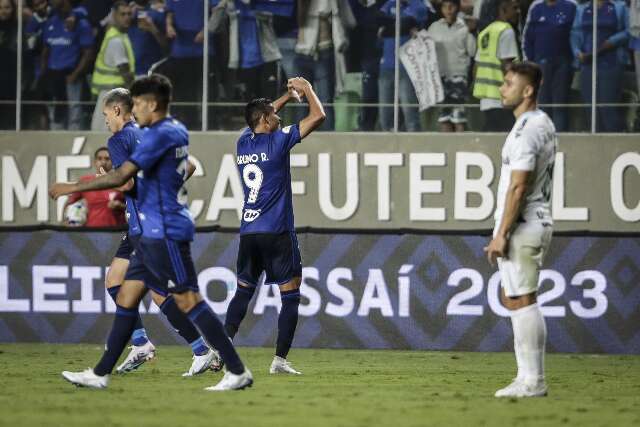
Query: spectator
xmin=270 ymin=0 xmax=297 ymax=81
xmin=571 ymin=0 xmax=629 ymax=132
xmin=23 ymin=0 xmax=50 ymax=129
xmin=64 ymin=147 xmax=126 ymax=228
xmin=128 ymin=0 xmax=169 ymax=77
xmin=165 ymin=0 xmax=217 ymax=130
xmin=0 ymin=0 xmax=17 ymax=130
xmin=350 ymin=0 xmax=384 ymax=131
xmin=522 ymin=0 xmax=576 ymax=132
xmin=378 ymin=0 xmax=429 ymax=132
xmin=294 ymin=0 xmax=355 ymax=131
xmin=632 ymin=0 xmax=640 ymax=110
xmin=40 ymin=0 xmax=94 ymax=130
xmin=427 ymin=0 xmax=476 ymax=132
xmin=218 ymin=0 xmax=282 ymax=101
xmin=91 ymin=1 xmax=135 ymax=131
xmin=472 ymin=0 xmax=520 ymax=131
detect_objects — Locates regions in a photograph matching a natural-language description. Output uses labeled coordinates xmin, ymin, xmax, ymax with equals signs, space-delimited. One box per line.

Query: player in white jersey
xmin=484 ymin=61 xmax=557 ymax=398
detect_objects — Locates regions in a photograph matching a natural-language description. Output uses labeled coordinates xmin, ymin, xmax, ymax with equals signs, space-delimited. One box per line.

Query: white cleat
xmin=204 ymin=368 xmax=253 ymax=391
xmin=116 ymin=341 xmax=156 ymax=374
xmin=182 ymin=349 xmax=223 ymax=377
xmin=269 ymin=356 xmax=301 ymax=375
xmin=495 ymin=379 xmax=548 ymax=398
xmin=62 ymin=368 xmax=109 ymax=389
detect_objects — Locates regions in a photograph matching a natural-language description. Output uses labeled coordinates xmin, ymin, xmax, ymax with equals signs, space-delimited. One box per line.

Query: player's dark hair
xmin=506 ymin=61 xmax=543 ymax=99
xmin=112 ymin=0 xmax=128 ymax=10
xmin=496 ymin=0 xmax=513 ymax=16
xmin=245 ymin=98 xmax=273 ymax=130
xmin=94 ymin=147 xmax=110 ymax=159
xmin=103 ymin=88 xmax=133 ymax=112
xmin=441 ymin=0 xmax=460 ymax=10
xmin=129 ymin=74 xmax=172 ymax=112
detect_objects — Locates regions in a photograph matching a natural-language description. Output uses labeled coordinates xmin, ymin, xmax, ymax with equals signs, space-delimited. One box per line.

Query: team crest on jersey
xmin=282 ymin=125 xmax=292 ymax=134
xmin=243 ymin=209 xmax=262 ymax=222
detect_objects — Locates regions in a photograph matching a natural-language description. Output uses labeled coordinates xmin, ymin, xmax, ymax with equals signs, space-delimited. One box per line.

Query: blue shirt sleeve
xmin=107 ymin=137 xmax=130 ymax=169
xmin=77 ymin=19 xmax=95 ymax=48
xmin=275 ymin=124 xmax=301 ymax=153
xmin=129 ymin=132 xmax=171 ymax=172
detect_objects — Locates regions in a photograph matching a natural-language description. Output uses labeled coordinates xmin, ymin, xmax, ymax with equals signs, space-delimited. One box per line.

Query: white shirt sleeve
xmin=103 ymin=37 xmax=129 ymax=68
xmin=497 ymin=28 xmax=519 ymax=60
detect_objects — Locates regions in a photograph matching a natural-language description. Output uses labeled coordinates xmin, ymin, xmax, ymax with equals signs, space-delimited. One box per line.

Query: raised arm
xmin=49 ymin=161 xmax=139 ymax=200
xmin=272 ymin=91 xmax=294 ymax=114
xmin=289 ymin=77 xmax=326 ymax=139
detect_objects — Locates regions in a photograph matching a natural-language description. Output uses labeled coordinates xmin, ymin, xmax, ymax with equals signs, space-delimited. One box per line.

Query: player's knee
xmin=150 ymin=291 xmax=167 ymax=307
xmin=172 ymin=290 xmax=202 ymax=313
xmin=115 ymin=291 xmax=139 ymax=309
xmin=279 ymin=277 xmax=301 ymax=293
xmin=236 ymin=282 xmax=256 ymax=298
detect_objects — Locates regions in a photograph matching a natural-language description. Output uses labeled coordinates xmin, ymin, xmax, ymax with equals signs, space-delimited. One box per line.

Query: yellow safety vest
xmin=473 ymin=21 xmax=517 ymax=100
xmin=91 ymin=27 xmax=135 ymax=96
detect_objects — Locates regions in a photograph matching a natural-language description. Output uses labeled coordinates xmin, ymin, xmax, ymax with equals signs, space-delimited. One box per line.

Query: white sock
xmin=511 ymin=303 xmax=546 ymax=386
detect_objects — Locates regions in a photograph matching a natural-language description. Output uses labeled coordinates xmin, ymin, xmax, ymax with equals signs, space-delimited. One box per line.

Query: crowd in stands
xmin=0 ymin=0 xmax=638 ymax=132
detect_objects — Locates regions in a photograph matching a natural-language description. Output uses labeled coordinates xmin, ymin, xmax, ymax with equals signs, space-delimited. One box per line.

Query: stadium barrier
xmin=0 ymin=132 xmax=638 ymax=353
xmin=0 ymin=132 xmax=638 ymax=232
xmin=0 ymin=230 xmax=638 ymax=353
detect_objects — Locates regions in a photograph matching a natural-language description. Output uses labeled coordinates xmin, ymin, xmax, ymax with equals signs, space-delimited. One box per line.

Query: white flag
xmin=399 ymin=30 xmax=445 ymax=111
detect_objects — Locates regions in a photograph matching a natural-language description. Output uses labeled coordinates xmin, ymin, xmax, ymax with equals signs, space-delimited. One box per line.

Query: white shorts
xmin=497 ymin=222 xmax=553 ymax=297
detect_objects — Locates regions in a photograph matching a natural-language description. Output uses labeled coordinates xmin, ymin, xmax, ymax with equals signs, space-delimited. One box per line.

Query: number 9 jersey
xmin=236 ymin=124 xmax=302 ymax=234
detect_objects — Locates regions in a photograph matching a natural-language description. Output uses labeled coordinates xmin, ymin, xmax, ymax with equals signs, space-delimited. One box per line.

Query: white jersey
xmin=494 ymin=109 xmax=557 ymax=232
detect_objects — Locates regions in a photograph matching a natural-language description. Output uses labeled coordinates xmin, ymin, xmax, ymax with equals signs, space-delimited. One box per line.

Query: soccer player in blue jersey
xmin=99 ymin=88 xmax=222 ymax=376
xmin=223 ymin=77 xmax=325 ymax=374
xmin=50 ymin=75 xmax=252 ymax=391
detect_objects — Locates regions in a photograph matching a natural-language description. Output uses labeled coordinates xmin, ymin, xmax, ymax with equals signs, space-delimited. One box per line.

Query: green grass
xmin=0 ymin=344 xmax=639 ymax=427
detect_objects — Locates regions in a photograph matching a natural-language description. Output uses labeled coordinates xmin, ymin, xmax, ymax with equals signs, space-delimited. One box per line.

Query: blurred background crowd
xmin=0 ymin=0 xmax=638 ymax=132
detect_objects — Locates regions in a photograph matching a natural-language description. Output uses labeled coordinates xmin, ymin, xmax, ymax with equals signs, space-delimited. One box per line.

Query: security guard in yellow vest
xmin=472 ymin=0 xmax=520 ymax=131
xmin=91 ymin=1 xmax=135 ymax=130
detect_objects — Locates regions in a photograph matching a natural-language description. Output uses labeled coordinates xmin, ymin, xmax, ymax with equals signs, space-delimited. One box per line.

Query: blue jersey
xmin=128 ymin=6 xmax=167 ymax=75
xmin=42 ymin=13 xmax=94 ymax=71
xmin=107 ymin=121 xmax=144 ymax=236
xmin=236 ymin=124 xmax=301 ymax=234
xmin=129 ymin=117 xmax=195 ymax=241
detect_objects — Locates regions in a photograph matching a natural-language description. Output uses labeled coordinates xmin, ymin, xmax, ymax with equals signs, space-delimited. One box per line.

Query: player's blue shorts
xmin=113 ymin=233 xmax=134 ymax=260
xmin=237 ymin=231 xmax=302 ymax=287
xmin=126 ymin=236 xmax=199 ymax=295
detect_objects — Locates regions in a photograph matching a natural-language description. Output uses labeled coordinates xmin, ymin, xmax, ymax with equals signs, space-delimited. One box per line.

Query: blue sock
xmin=94 ymin=304 xmax=139 ymax=376
xmin=108 ymin=285 xmax=147 ymax=344
xmin=187 ymin=301 xmax=245 ymax=375
xmin=276 ymin=289 xmax=300 ymax=359
xmin=224 ymin=285 xmax=255 ymax=339
xmin=131 ymin=328 xmax=148 ymax=346
xmin=189 ymin=337 xmax=209 ymax=356
xmin=159 ymin=296 xmax=203 ymax=350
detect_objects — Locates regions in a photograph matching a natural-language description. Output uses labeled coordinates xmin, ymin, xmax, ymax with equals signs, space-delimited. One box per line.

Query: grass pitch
xmin=0 ymin=344 xmax=638 ymax=427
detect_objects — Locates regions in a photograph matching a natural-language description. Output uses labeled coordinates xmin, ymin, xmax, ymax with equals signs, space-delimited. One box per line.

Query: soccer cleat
xmin=62 ymin=368 xmax=109 ymax=389
xmin=269 ymin=356 xmax=301 ymax=375
xmin=182 ymin=349 xmax=223 ymax=377
xmin=495 ymin=379 xmax=548 ymax=398
xmin=204 ymin=368 xmax=253 ymax=391
xmin=116 ymin=341 xmax=156 ymax=374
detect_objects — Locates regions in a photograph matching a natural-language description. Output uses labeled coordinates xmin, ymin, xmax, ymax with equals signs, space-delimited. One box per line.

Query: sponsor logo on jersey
xmin=243 ymin=209 xmax=261 ymax=222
